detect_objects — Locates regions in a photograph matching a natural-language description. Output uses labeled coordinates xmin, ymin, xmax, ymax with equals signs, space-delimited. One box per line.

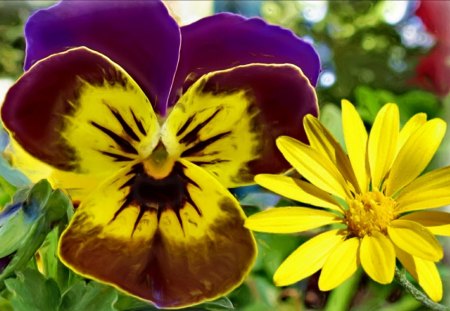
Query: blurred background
xmin=0 ymin=1 xmax=449 ymax=310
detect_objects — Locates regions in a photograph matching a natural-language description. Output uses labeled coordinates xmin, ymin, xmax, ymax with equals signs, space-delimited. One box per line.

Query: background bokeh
xmin=0 ymin=1 xmax=449 ymax=310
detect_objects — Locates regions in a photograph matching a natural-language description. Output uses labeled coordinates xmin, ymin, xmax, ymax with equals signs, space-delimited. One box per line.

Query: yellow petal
xmin=59 ymin=159 xmax=256 ymax=308
xmin=318 ymin=237 xmax=360 ymax=291
xmin=400 ymin=211 xmax=450 ymax=236
xmin=360 ymin=232 xmax=395 ymax=284
xmin=6 ymin=140 xmax=52 ymax=183
xmin=342 ymin=99 xmax=369 ymax=192
xmin=395 ymin=246 xmax=443 ymax=302
xmin=245 ymin=207 xmax=341 ymax=233
xmin=396 ymin=166 xmax=450 ymax=212
xmin=414 ymin=257 xmax=443 ymax=302
xmin=388 ymin=220 xmax=443 ymax=261
xmin=276 ymin=136 xmax=351 ymax=200
xmin=8 ymin=141 xmax=104 ymax=202
xmin=304 ymin=114 xmax=359 ymax=192
xmin=2 ymin=47 xmax=159 ymax=174
xmin=161 ymin=63 xmax=318 ymax=188
xmin=386 ymin=119 xmax=446 ymax=196
xmin=255 ymin=174 xmax=342 ymax=212
xmin=397 ymin=113 xmax=427 ymax=153
xmin=274 ymin=229 xmax=345 ymax=286
xmin=368 ymin=104 xmax=399 ymax=190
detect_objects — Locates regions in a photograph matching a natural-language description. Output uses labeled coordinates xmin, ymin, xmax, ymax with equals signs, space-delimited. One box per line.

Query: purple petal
xmin=170 ymin=13 xmax=321 ymax=105
xmin=2 ymin=47 xmax=157 ymax=173
xmin=24 ymin=0 xmax=180 ymax=115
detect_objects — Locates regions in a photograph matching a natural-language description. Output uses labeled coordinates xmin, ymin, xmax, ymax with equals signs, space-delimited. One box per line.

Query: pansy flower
xmin=1 ymin=0 xmax=319 ymax=308
xmin=246 ymin=101 xmax=450 ymax=302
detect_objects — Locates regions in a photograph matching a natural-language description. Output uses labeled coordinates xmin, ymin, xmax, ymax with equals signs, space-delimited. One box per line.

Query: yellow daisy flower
xmin=245 ymin=100 xmax=450 ymax=302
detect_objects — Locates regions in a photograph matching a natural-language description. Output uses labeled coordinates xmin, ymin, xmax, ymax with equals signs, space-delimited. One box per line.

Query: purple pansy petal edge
xmin=24 ymin=0 xmax=180 ymax=115
xmin=171 ymin=13 xmax=320 ymax=106
xmin=24 ymin=0 xmax=320 ymax=116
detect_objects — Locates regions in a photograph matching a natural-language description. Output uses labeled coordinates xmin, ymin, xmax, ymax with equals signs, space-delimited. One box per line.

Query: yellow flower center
xmin=345 ymin=191 xmax=397 ymax=238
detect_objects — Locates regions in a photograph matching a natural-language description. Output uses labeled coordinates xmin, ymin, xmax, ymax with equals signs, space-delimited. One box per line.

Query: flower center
xmin=344 ymin=191 xmax=397 ymax=238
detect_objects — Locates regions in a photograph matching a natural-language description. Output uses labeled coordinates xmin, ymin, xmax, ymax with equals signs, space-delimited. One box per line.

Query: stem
xmin=395 ymin=267 xmax=448 ymax=311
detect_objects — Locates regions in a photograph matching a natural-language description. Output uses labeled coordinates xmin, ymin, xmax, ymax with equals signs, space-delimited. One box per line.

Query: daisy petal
xmin=360 ymin=232 xmax=395 ymax=284
xmin=319 ymin=237 xmax=360 ymax=291
xmin=386 ymin=119 xmax=446 ymax=196
xmin=342 ymin=100 xmax=369 ymax=192
xmin=411 ymin=257 xmax=443 ymax=302
xmin=304 ymin=114 xmax=359 ymax=192
xmin=400 ymin=211 xmax=450 ymax=236
xmin=255 ymin=174 xmax=342 ymax=212
xmin=162 ymin=64 xmax=317 ymax=188
xmin=396 ymin=166 xmax=450 ymax=212
xmin=388 ymin=220 xmax=443 ymax=261
xmin=24 ymin=0 xmax=180 ymax=115
xmin=395 ymin=246 xmax=443 ymax=302
xmin=2 ymin=47 xmax=160 ymax=175
xmin=171 ymin=13 xmax=320 ymax=106
xmin=276 ymin=136 xmax=351 ymax=199
xmin=59 ymin=159 xmax=256 ymax=309
xmin=397 ymin=113 xmax=427 ymax=153
xmin=274 ymin=230 xmax=345 ymax=286
xmin=245 ymin=207 xmax=340 ymax=233
xmin=368 ymin=104 xmax=399 ymax=190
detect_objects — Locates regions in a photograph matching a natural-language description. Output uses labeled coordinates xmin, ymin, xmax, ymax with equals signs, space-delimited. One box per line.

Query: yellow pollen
xmin=345 ymin=191 xmax=397 ymax=238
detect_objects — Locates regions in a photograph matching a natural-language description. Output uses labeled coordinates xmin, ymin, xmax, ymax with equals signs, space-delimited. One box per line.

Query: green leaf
xmin=0 ymin=157 xmax=30 ymax=189
xmin=60 ymin=281 xmax=118 ymax=311
xmin=353 ymin=86 xmax=441 ymax=126
xmin=39 ymin=227 xmax=76 ymax=291
xmin=4 ymin=269 xmax=61 ymax=311
xmin=114 ymin=293 xmax=157 ymax=311
xmin=0 ymin=204 xmax=29 ymax=258
xmin=0 ymin=176 xmax=16 ymax=207
xmin=254 ymin=233 xmax=305 ymax=278
xmin=319 ymin=104 xmax=345 ymax=150
xmin=397 ymin=90 xmax=440 ymax=124
xmin=114 ymin=294 xmax=234 ymax=311
xmin=186 ymin=297 xmax=234 ymax=310
xmin=0 ymin=180 xmax=70 ymax=286
xmin=43 ymin=189 xmax=70 ymax=223
xmin=0 ymin=295 xmax=14 ymax=311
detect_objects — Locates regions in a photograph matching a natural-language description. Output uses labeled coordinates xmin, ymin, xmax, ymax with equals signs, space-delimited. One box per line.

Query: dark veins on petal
xmin=105 ymin=103 xmax=140 ymax=142
xmin=111 ymin=162 xmax=202 ymax=235
xmin=90 ymin=121 xmax=138 ymax=155
xmin=90 ymin=102 xmax=149 ymax=160
xmin=130 ymin=108 xmax=147 ymax=136
xmin=176 ymin=107 xmax=232 ymax=161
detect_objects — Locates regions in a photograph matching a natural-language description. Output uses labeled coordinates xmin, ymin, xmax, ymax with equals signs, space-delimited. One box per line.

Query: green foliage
xmin=0 ymin=1 xmax=448 ymax=310
xmin=354 ymin=85 xmax=440 ymax=125
xmin=114 ymin=294 xmax=234 ymax=311
xmin=4 ymin=269 xmax=61 ymax=311
xmin=0 ymin=1 xmax=56 ymax=78
xmin=60 ymin=281 xmax=118 ymax=311
xmin=0 ymin=180 xmax=69 ymax=285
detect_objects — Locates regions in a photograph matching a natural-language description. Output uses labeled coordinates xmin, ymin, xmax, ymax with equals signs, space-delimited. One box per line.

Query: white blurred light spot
xmin=299 ymin=1 xmax=328 ymax=23
xmin=164 ymin=1 xmax=213 ymax=26
xmin=400 ymin=17 xmax=435 ymax=48
xmin=319 ymin=70 xmax=336 ymax=88
xmin=0 ymin=78 xmax=13 ymax=107
xmin=382 ymin=1 xmax=408 ymax=25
